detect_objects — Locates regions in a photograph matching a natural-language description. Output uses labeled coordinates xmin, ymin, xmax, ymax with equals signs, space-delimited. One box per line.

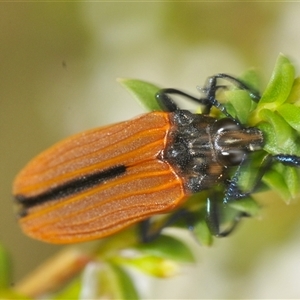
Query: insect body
xmin=13 ymin=74 xmax=300 ymax=244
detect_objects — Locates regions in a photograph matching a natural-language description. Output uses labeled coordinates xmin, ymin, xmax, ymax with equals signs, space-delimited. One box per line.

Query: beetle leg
xmin=225 ymin=153 xmax=300 ymax=203
xmin=156 ymin=88 xmax=212 ymax=113
xmin=204 ymin=73 xmax=261 ymax=102
xmin=205 ymin=195 xmax=249 ymax=237
xmin=196 ymin=74 xmax=261 ymax=123
xmin=272 ymin=154 xmax=300 ymax=166
xmin=156 ymin=84 xmax=237 ymax=115
xmin=216 ymin=153 xmax=300 ymax=237
xmin=206 ymin=155 xmax=259 ymax=237
xmin=156 ymin=74 xmax=260 ymax=119
xmin=205 ymin=195 xmax=220 ymax=236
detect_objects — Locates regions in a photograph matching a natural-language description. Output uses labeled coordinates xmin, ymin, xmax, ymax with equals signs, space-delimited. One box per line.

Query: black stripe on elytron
xmin=15 ymin=165 xmax=127 ymax=215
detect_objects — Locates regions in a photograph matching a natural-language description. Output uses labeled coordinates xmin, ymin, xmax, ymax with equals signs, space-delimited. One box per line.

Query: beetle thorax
xmin=164 ymin=110 xmax=264 ymax=193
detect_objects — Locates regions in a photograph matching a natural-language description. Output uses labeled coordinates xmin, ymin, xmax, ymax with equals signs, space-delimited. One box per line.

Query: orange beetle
xmin=13 ymin=74 xmax=265 ymax=244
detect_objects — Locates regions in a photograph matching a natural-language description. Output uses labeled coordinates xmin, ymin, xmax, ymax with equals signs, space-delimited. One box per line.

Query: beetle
xmin=13 ymin=74 xmax=300 ymax=244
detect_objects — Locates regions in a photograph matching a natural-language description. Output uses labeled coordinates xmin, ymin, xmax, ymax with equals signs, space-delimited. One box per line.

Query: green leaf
xmin=283 ymin=165 xmax=300 ymax=200
xmin=228 ymin=197 xmax=261 ymax=217
xmin=0 ymin=243 xmax=11 ymax=290
xmin=193 ymin=218 xmax=213 ymax=246
xmin=225 ymin=89 xmax=255 ymax=124
xmin=285 ymin=76 xmax=300 ymax=105
xmin=277 ymin=103 xmax=300 ymax=133
xmin=262 ymin=167 xmax=291 ymax=201
xmin=239 ymin=68 xmax=261 ymax=93
xmin=258 ymin=109 xmax=298 ymax=155
xmin=260 ymin=162 xmax=300 ymax=202
xmin=53 ymin=276 xmax=82 ymax=300
xmin=109 ymin=235 xmax=194 ymax=278
xmin=135 ymin=235 xmax=194 ymax=263
xmin=257 ymin=54 xmax=295 ymax=109
xmin=250 ymin=54 xmax=295 ymax=125
xmin=106 ymin=262 xmax=139 ymax=300
xmin=117 ymin=254 xmax=180 ymax=278
xmin=233 ymin=151 xmax=266 ymax=192
xmin=117 ymin=78 xmax=162 ymax=111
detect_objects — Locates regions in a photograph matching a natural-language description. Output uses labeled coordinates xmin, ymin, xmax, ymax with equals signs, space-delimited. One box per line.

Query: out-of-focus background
xmin=2 ymin=2 xmax=300 ymax=298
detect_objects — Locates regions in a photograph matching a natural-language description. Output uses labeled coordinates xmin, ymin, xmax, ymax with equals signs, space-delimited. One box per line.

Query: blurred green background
xmin=2 ymin=2 xmax=300 ymax=298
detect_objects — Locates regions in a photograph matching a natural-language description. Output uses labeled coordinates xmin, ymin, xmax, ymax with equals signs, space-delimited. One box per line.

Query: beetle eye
xmin=213 ymin=118 xmax=247 ymax=166
xmin=220 ymin=149 xmax=246 ymax=166
xmin=215 ymin=118 xmax=242 ymax=133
